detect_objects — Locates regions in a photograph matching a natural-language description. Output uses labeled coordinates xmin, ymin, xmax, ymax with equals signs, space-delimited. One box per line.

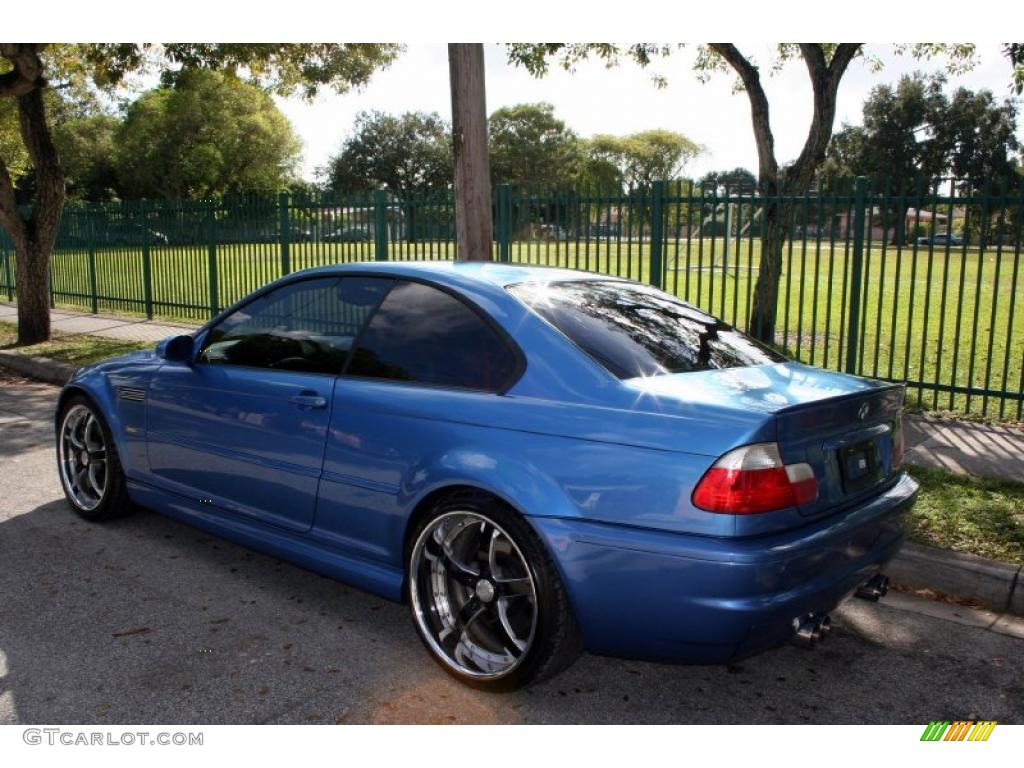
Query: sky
xmin=271 ymin=43 xmax=1021 ymax=183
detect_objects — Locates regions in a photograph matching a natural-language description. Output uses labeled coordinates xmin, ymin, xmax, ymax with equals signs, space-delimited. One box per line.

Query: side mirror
xmin=158 ymin=334 xmax=195 ymax=363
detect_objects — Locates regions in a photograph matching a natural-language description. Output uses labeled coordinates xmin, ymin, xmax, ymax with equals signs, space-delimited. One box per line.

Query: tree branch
xmin=0 ymin=69 xmax=38 ymax=98
xmin=1 ymin=43 xmax=65 ymax=250
xmin=0 ymin=43 xmax=45 ymax=97
xmin=708 ymin=44 xmax=778 ymax=188
xmin=789 ymin=43 xmax=862 ymax=189
xmin=0 ymin=42 xmax=54 ymax=246
xmin=828 ymin=44 xmax=862 ymax=88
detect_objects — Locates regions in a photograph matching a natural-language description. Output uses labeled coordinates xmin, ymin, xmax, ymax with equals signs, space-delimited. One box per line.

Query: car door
xmin=146 ymin=275 xmax=392 ymax=533
xmin=314 ymin=279 xmax=522 ymax=564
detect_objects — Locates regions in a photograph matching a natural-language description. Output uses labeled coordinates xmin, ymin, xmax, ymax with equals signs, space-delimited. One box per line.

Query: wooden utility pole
xmin=448 ymin=43 xmax=493 ymax=261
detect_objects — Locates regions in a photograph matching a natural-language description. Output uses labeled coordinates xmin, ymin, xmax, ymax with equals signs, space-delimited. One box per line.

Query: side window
xmin=346 ymin=281 xmax=519 ymax=391
xmin=198 ymin=276 xmax=392 ymax=374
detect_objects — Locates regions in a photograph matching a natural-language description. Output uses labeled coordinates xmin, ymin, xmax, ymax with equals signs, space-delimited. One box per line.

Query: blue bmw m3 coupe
xmin=55 ymin=261 xmax=917 ymax=690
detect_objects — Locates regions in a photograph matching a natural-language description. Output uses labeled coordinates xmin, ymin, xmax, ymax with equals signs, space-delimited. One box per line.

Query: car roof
xmin=200 ymin=260 xmax=629 ymax=337
xmin=197 ymin=259 xmax=634 ymax=399
xmin=289 ymin=260 xmax=621 ymax=290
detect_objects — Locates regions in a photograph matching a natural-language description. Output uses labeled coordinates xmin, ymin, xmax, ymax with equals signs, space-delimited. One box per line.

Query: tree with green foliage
xmin=115 ymin=69 xmax=301 ymax=199
xmin=821 ymin=73 xmax=948 ymax=187
xmin=579 ymin=130 xmax=703 ymax=191
xmin=52 ymin=114 xmax=120 ymax=201
xmin=0 ymin=43 xmax=401 ymax=344
xmin=506 ymin=43 xmax=977 ymax=343
xmin=585 ymin=129 xmax=702 ymax=187
xmin=938 ymin=87 xmax=1020 ymax=189
xmin=0 ymin=99 xmax=29 ymax=183
xmin=822 ymin=72 xmax=1021 ymax=244
xmin=698 ymin=167 xmax=757 ymax=192
xmin=2 ymin=69 xmax=117 ymax=201
xmin=578 ymin=134 xmax=625 ymax=189
xmin=822 ymin=73 xmax=1019 ymax=191
xmin=323 ymin=110 xmax=452 ymax=196
xmin=488 ymin=102 xmax=582 ymax=186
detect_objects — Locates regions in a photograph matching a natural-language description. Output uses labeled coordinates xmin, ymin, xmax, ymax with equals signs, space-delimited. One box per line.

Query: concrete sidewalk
xmin=3 ymin=302 xmax=1023 ymax=483
xmin=0 ymin=302 xmax=195 ymax=344
xmin=904 ymin=413 xmax=1024 ymax=483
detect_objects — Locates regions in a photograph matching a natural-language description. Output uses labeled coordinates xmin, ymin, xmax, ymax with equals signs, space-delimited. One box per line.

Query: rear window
xmin=508 ymin=280 xmax=785 ymax=379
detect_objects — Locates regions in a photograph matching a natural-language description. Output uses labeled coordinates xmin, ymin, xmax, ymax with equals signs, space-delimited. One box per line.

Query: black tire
xmin=56 ymin=394 xmax=134 ymax=522
xmin=406 ymin=489 xmax=583 ymax=691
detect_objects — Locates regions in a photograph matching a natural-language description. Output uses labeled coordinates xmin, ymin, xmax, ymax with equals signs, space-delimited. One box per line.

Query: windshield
xmin=508 ymin=280 xmax=786 ymax=380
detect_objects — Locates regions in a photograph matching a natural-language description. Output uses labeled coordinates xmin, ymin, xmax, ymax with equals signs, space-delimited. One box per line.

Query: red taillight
xmin=891 ymin=417 xmax=905 ymax=469
xmin=692 ymin=443 xmax=818 ymax=515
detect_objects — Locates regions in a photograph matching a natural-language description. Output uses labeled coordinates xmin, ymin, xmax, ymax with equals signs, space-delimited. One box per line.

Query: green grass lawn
xmin=907 ymin=465 xmax=1024 ymax=564
xmin=2 ymin=233 xmax=1022 ymax=419
xmin=0 ymin=320 xmax=150 ymax=366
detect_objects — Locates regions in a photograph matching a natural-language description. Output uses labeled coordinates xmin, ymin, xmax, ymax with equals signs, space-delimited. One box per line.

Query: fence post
xmin=845 ymin=176 xmax=868 ymax=374
xmin=87 ymin=210 xmax=98 ymax=313
xmin=279 ymin=191 xmax=291 ymax=276
xmin=207 ymin=201 xmax=219 ymax=316
xmin=3 ymin=247 xmax=13 ymax=301
xmin=497 ymin=184 xmax=512 ymax=262
xmin=141 ymin=202 xmax=154 ymax=319
xmin=649 ymin=180 xmax=666 ymax=289
xmin=374 ymin=189 xmax=389 ymax=261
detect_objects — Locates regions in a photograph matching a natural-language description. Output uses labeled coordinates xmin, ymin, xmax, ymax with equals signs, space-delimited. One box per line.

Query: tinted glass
xmin=199 ymin=276 xmax=392 ymax=374
xmin=347 ymin=281 xmax=519 ymax=391
xmin=509 ymin=280 xmax=785 ymax=379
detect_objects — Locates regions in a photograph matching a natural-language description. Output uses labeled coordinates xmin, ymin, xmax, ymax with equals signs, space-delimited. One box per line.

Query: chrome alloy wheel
xmin=410 ymin=511 xmax=538 ymax=678
xmin=58 ymin=404 xmax=108 ymax=511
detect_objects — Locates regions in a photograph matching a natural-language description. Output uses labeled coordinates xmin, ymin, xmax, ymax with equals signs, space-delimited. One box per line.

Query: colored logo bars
xmin=920 ymin=721 xmax=997 ymax=741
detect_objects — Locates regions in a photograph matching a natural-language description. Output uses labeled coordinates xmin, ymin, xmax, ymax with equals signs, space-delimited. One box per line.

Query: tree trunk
xmin=14 ymin=240 xmax=50 ymax=344
xmin=748 ymin=195 xmax=789 ymax=344
xmin=0 ymin=47 xmax=66 ymax=344
xmin=448 ymin=43 xmax=493 ymax=261
xmin=710 ymin=43 xmax=861 ymax=344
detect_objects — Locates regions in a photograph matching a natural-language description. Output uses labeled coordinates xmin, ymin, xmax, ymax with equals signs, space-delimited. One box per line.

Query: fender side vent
xmin=116 ymin=386 xmax=146 ymax=402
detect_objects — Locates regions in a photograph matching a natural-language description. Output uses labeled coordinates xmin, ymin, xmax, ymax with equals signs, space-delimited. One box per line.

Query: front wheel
xmin=57 ymin=395 xmax=133 ymax=522
xmin=407 ymin=492 xmax=582 ymax=691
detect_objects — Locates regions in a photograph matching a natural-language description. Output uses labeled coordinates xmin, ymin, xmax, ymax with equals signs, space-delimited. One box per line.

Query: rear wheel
xmin=57 ymin=396 xmax=133 ymax=521
xmin=407 ymin=491 xmax=582 ymax=691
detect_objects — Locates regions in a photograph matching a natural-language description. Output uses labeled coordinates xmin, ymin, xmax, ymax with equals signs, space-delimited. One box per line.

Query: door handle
xmin=289 ymin=391 xmax=328 ymax=409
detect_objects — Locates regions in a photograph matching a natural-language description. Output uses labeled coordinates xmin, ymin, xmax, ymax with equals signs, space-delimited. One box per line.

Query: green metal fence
xmin=1 ymin=179 xmax=1022 ymax=420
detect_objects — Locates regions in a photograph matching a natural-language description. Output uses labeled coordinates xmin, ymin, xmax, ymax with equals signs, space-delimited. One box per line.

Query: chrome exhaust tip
xmin=817 ymin=614 xmax=832 ymax=637
xmin=792 ymin=613 xmax=832 ymax=648
xmin=855 ymin=573 xmax=890 ymax=602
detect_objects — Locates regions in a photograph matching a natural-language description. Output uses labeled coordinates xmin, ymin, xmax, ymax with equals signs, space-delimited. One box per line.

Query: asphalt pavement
xmin=1 ymin=371 xmax=1021 ymax=724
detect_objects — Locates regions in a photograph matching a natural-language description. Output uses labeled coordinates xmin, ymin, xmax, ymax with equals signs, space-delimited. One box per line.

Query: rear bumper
xmin=531 ymin=473 xmax=918 ymax=663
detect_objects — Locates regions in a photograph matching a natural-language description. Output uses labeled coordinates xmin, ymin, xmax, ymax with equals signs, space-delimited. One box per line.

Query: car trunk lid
xmin=624 ymin=362 xmax=906 ymax=524
xmin=775 ymin=382 xmax=905 ymax=517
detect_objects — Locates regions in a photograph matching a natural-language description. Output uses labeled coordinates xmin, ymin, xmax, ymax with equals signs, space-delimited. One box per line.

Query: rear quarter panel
xmin=314 ymin=378 xmax=773 ymax=569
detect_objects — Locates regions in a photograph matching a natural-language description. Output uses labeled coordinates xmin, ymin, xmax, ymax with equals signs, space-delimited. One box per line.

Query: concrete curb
xmin=0 ymin=351 xmax=76 ymax=386
xmin=1 ymin=352 xmax=1022 ymax=616
xmin=888 ymin=541 xmax=1023 ymax=616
